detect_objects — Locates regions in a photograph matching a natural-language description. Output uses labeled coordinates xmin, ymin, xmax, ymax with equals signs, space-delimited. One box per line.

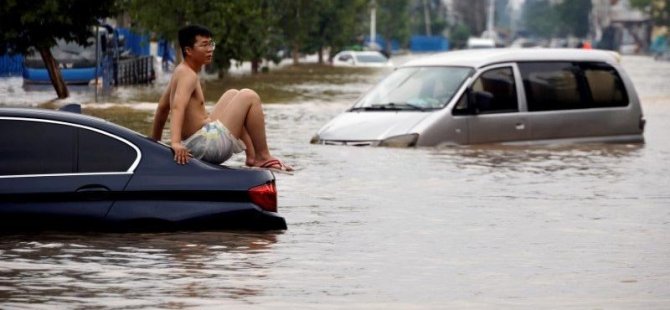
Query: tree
xmin=558 ymin=0 xmax=592 ymax=38
xmin=631 ymin=0 xmax=670 ymax=27
xmin=449 ymin=23 xmax=471 ymax=49
xmin=276 ymin=0 xmax=321 ymax=65
xmin=377 ymin=0 xmax=412 ymax=52
xmin=410 ymin=0 xmax=448 ymax=36
xmin=305 ymin=0 xmax=368 ymax=63
xmin=124 ymin=0 xmax=209 ymax=65
xmin=521 ymin=0 xmax=560 ymax=37
xmin=454 ymin=0 xmax=488 ymax=37
xmin=207 ymin=0 xmax=282 ymax=74
xmin=126 ymin=0 xmax=282 ymax=75
xmin=0 ymin=0 xmax=118 ymax=99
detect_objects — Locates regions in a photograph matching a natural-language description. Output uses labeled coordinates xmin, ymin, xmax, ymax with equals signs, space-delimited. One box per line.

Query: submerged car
xmin=312 ymin=48 xmax=645 ymax=147
xmin=332 ymin=51 xmax=393 ymax=67
xmin=0 ymin=105 xmax=287 ymax=232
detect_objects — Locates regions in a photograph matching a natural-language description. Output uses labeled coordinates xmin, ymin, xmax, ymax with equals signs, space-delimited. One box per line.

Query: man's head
xmin=178 ymin=24 xmax=215 ymax=64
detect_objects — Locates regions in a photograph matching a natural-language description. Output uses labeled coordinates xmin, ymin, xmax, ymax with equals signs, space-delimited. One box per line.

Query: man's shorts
xmin=183 ymin=120 xmax=246 ymax=164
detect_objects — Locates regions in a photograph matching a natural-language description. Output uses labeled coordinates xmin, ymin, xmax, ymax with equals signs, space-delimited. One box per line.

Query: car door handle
xmin=515 ymin=123 xmax=525 ymax=130
xmin=76 ymin=185 xmax=110 ymax=192
xmin=76 ymin=185 xmax=111 ymax=201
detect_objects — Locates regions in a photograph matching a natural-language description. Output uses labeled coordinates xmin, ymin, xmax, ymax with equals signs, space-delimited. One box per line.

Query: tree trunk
xmin=292 ymin=42 xmax=300 ymax=65
xmin=317 ymin=47 xmax=323 ymax=64
xmin=39 ymin=47 xmax=69 ymax=99
xmin=251 ymin=59 xmax=260 ymax=74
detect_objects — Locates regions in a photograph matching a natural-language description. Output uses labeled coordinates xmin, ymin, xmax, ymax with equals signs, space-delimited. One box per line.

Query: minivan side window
xmin=0 ymin=120 xmax=76 ymax=175
xmin=519 ymin=62 xmax=628 ymax=111
xmin=582 ymin=62 xmax=629 ymax=108
xmin=462 ymin=67 xmax=518 ymax=114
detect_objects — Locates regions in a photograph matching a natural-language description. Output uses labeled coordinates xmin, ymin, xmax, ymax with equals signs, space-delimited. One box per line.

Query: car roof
xmin=401 ymin=48 xmax=620 ymax=69
xmin=338 ymin=50 xmax=385 ymax=56
xmin=0 ymin=107 xmax=144 ymax=140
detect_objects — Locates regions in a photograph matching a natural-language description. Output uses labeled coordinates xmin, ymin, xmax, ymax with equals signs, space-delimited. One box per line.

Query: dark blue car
xmin=0 ymin=105 xmax=287 ymax=231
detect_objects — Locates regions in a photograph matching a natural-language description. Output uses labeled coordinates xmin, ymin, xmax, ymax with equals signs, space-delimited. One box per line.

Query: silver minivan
xmin=311 ymin=48 xmax=645 ymax=147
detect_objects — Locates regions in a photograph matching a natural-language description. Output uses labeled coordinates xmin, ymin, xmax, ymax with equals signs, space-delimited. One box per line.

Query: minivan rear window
xmin=519 ymin=62 xmax=629 ymax=112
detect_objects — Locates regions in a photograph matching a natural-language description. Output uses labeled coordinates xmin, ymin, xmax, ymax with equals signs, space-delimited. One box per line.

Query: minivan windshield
xmin=351 ymin=67 xmax=474 ymax=111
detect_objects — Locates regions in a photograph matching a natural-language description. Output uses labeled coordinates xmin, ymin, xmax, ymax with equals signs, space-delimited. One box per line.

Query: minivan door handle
xmin=515 ymin=123 xmax=525 ymax=130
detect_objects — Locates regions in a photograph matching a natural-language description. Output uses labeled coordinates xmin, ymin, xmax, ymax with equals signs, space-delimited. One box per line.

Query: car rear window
xmin=78 ymin=128 xmax=136 ymax=172
xmin=519 ymin=61 xmax=629 ymax=112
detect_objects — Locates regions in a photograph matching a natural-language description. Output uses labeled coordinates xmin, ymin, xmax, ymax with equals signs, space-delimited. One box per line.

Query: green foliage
xmin=449 ymin=23 xmax=471 ymax=49
xmin=410 ymin=0 xmax=448 ymax=36
xmin=631 ymin=0 xmax=670 ymax=27
xmin=306 ymin=0 xmax=369 ymax=57
xmin=522 ymin=0 xmax=592 ymax=38
xmin=521 ymin=0 xmax=559 ymax=37
xmin=558 ymin=0 xmax=592 ymax=38
xmin=125 ymin=0 xmax=412 ymax=72
xmin=378 ymin=0 xmax=412 ymax=47
xmin=0 ymin=0 xmax=118 ymax=54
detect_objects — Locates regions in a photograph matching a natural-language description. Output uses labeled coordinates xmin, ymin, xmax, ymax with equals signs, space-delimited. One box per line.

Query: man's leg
xmin=211 ymin=89 xmax=256 ymax=166
xmin=210 ymin=88 xmax=288 ymax=169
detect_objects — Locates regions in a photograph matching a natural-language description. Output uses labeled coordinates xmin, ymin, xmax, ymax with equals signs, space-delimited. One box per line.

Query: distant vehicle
xmin=332 ymin=51 xmax=393 ymax=68
xmin=311 ymin=49 xmax=644 ymax=147
xmin=23 ymin=26 xmax=154 ymax=86
xmin=0 ymin=105 xmax=287 ymax=232
xmin=510 ymin=38 xmax=544 ymax=48
xmin=466 ymin=37 xmax=496 ymax=49
xmin=22 ymin=38 xmax=104 ymax=85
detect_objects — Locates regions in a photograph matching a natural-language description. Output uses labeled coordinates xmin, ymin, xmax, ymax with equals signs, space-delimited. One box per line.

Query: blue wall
xmin=410 ymin=35 xmax=449 ymax=52
xmin=116 ymin=28 xmax=151 ymax=57
xmin=0 ymin=54 xmax=24 ymax=77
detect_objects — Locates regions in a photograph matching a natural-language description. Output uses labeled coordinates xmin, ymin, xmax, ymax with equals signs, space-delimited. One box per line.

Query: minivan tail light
xmin=249 ymin=181 xmax=277 ymax=213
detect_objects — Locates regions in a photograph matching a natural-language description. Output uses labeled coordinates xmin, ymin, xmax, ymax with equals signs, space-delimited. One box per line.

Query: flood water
xmin=1 ymin=55 xmax=670 ymax=308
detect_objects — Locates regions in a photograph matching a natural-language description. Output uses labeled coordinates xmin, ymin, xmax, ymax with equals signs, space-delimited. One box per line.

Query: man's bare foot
xmin=245 ymin=158 xmax=256 ymax=167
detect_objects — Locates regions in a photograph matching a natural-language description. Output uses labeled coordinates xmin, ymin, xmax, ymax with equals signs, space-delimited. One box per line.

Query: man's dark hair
xmin=178 ymin=24 xmax=213 ymax=57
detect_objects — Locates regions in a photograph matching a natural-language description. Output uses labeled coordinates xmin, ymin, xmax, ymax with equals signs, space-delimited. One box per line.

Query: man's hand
xmin=171 ymin=142 xmax=192 ymax=165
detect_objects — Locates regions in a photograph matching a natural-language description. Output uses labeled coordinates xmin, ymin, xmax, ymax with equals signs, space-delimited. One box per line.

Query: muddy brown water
xmin=1 ymin=55 xmax=669 ymax=308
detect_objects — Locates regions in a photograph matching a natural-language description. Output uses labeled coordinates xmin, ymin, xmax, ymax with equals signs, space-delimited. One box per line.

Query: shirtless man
xmin=151 ymin=24 xmax=292 ymax=171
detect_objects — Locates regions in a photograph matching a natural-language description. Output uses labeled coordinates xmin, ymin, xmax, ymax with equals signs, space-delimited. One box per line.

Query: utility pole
xmin=423 ymin=0 xmax=432 ymax=36
xmin=370 ymin=0 xmax=377 ymax=45
xmin=486 ymin=0 xmax=494 ymax=39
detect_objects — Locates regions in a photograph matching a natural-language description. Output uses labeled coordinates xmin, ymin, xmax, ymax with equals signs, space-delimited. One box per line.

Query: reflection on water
xmin=0 ymin=232 xmax=280 ymax=307
xmin=1 ymin=55 xmax=670 ymax=308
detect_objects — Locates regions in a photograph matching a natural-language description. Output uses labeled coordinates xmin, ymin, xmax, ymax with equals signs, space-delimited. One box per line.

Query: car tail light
xmin=249 ymin=181 xmax=277 ymax=212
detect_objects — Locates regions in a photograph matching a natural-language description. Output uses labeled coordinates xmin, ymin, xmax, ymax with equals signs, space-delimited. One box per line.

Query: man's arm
xmin=169 ymin=72 xmax=198 ymax=164
xmin=151 ymin=88 xmax=170 ymax=141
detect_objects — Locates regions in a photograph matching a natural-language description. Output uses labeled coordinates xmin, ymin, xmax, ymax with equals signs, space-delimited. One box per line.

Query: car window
xmin=0 ymin=119 xmax=76 ymax=175
xmin=353 ymin=67 xmax=473 ymax=110
xmin=582 ymin=63 xmax=629 ymax=108
xmin=519 ymin=62 xmax=628 ymax=111
xmin=519 ymin=62 xmax=583 ymax=111
xmin=470 ymin=67 xmax=518 ymax=113
xmin=78 ymin=128 xmax=136 ymax=172
xmin=338 ymin=54 xmax=351 ymax=61
xmin=356 ymin=54 xmax=387 ymax=63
